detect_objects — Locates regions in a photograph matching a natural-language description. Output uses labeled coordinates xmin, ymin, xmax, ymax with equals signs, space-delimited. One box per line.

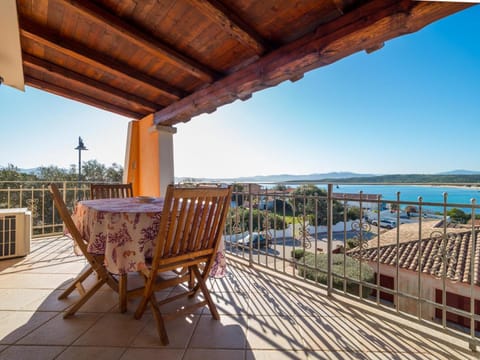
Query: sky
xmin=1 ymin=4 xmax=480 ymax=179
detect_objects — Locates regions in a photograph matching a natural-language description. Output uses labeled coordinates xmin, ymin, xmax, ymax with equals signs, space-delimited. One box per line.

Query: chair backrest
xmin=49 ymin=183 xmax=92 ymax=260
xmin=90 ymin=183 xmax=133 ymax=199
xmin=151 ymin=185 xmax=232 ymax=270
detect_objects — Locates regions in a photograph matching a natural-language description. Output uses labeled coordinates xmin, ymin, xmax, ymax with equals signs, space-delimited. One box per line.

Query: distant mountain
xmin=322 ymin=173 xmax=480 ymax=184
xmin=18 ymin=167 xmax=41 ymax=175
xmin=436 ymin=170 xmax=480 ymax=175
xmin=176 ymin=172 xmax=375 ymax=183
xmin=176 ymin=171 xmax=480 ymax=184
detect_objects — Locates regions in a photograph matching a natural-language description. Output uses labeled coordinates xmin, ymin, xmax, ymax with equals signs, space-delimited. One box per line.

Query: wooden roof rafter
xmin=186 ymin=0 xmax=269 ymax=55
xmin=61 ymin=0 xmax=219 ymax=84
xmin=20 ymin=18 xmax=185 ymax=103
xmin=22 ymin=53 xmax=160 ymax=112
xmin=11 ymin=0 xmax=475 ymax=121
xmin=25 ymin=75 xmax=145 ymax=119
xmin=154 ymin=0 xmax=473 ymax=126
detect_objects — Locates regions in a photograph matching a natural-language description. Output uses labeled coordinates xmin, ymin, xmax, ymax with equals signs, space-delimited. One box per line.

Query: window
xmin=372 ymin=273 xmax=394 ymax=304
xmin=435 ymin=289 xmax=480 ymax=331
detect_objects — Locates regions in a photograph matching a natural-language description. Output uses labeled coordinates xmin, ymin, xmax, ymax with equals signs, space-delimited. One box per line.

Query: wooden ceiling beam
xmin=23 ymin=53 xmax=161 ymax=112
xmin=186 ymin=0 xmax=268 ymax=54
xmin=154 ymin=0 xmax=473 ymax=126
xmin=20 ymin=18 xmax=185 ymax=102
xmin=25 ymin=75 xmax=145 ymax=119
xmin=62 ymin=0 xmax=219 ymax=83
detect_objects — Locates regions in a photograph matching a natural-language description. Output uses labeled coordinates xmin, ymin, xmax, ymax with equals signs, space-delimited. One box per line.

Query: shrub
xmin=291 ymin=249 xmax=305 ymax=259
xmin=346 ymin=238 xmax=359 ymax=249
xmin=296 ymin=253 xmax=374 ymax=297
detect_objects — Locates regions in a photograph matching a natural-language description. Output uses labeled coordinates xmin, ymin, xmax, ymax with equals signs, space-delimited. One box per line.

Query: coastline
xmin=421 ymin=184 xmax=480 ymax=191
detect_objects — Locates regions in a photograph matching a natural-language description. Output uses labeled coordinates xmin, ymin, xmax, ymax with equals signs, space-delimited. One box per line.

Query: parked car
xmin=370 ymin=218 xmax=397 ymax=229
xmin=237 ymin=233 xmax=268 ymax=248
xmin=380 ymin=219 xmax=397 ymax=229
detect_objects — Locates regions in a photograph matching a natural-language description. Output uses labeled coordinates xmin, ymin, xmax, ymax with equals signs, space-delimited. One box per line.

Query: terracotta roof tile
xmin=348 ymin=229 xmax=480 ymax=285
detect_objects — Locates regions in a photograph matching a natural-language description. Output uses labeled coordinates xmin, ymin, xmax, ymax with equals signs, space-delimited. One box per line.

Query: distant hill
xmin=323 ymin=174 xmax=480 ymax=184
xmin=18 ymin=167 xmax=41 ymax=175
xmin=176 ymin=171 xmax=480 ymax=184
xmin=436 ymin=170 xmax=480 ymax=175
xmin=176 ymin=172 xmax=374 ymax=183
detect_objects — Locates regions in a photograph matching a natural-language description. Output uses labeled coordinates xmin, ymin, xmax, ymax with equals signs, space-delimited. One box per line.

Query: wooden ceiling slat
xmin=22 ymin=53 xmax=160 ymax=112
xmin=20 ymin=17 xmax=185 ymax=102
xmin=15 ymin=0 xmax=475 ymax=124
xmin=62 ymin=0 xmax=219 ymax=83
xmin=185 ymin=0 xmax=268 ymax=54
xmin=25 ymin=75 xmax=144 ymax=119
xmin=154 ymin=0 xmax=472 ymax=126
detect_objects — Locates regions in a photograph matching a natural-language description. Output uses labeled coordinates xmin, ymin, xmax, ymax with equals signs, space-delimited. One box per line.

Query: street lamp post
xmin=75 ymin=137 xmax=87 ymax=195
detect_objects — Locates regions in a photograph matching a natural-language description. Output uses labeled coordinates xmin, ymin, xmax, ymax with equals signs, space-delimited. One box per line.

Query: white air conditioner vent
xmin=0 ymin=208 xmax=31 ymax=259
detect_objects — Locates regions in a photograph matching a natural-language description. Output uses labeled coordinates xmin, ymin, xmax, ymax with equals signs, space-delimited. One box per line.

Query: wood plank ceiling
xmin=17 ymin=0 xmax=474 ymax=125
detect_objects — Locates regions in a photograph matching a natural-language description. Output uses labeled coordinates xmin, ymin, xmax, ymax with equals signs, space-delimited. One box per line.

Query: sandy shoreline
xmin=420 ymin=184 xmax=480 ymax=191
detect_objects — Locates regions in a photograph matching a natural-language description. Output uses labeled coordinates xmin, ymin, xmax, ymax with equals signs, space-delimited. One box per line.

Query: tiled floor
xmin=0 ymin=236 xmax=478 ymax=360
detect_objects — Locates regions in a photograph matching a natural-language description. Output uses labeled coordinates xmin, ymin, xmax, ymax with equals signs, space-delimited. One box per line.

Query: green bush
xmin=346 ymin=238 xmax=359 ymax=249
xmin=296 ymin=253 xmax=374 ymax=297
xmin=291 ymin=249 xmax=305 ymax=259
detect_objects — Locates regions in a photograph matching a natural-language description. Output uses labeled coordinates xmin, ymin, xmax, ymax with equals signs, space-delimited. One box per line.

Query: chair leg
xmin=149 ymin=294 xmax=169 ymax=345
xmin=58 ymin=267 xmax=94 ymax=300
xmin=134 ymin=288 xmax=151 ymax=320
xmin=118 ymin=274 xmax=127 ymax=313
xmin=191 ymin=265 xmax=219 ymax=320
xmin=63 ymin=277 xmax=107 ymax=318
xmin=188 ymin=268 xmax=195 ymax=290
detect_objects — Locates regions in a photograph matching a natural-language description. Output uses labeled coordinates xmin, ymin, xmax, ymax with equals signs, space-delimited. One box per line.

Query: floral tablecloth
xmin=72 ymin=197 xmax=226 ymax=277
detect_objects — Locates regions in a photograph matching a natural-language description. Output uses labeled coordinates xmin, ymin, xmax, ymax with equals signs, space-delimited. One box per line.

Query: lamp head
xmin=74 ymin=136 xmax=88 ymax=151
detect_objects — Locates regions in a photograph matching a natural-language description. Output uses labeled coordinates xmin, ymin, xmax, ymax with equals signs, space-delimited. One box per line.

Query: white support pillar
xmin=155 ymin=125 xmax=177 ymax=197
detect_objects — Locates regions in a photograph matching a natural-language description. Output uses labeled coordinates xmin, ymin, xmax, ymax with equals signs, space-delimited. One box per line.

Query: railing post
xmin=62 ymin=182 xmax=67 ymax=203
xmin=248 ymin=183 xmax=253 ymax=267
xmin=19 ymin=185 xmax=23 ymax=208
xmin=62 ymin=181 xmax=68 ymax=234
xmin=469 ymin=199 xmax=477 ymax=352
xmin=327 ymin=183 xmax=333 ymax=296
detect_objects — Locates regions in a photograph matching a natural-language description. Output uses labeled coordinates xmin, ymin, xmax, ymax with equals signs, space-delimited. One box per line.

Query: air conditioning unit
xmin=0 ymin=208 xmax=31 ymax=259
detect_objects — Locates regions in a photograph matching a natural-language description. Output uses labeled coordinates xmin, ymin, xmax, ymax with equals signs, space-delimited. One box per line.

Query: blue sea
xmin=261 ymin=183 xmax=480 ymax=213
xmin=327 ymin=184 xmax=480 ymax=213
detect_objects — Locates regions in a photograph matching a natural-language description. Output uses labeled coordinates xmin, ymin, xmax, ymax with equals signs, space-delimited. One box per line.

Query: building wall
xmin=124 ymin=115 xmax=161 ymax=196
xmin=371 ymin=263 xmax=480 ymax=323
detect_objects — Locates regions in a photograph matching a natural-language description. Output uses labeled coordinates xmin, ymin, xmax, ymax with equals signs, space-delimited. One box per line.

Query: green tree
xmin=447 ymin=208 xmax=469 ymax=224
xmin=82 ymin=160 xmax=107 ymax=181
xmin=347 ymin=206 xmax=360 ymax=221
xmin=271 ymin=199 xmax=293 ymax=216
xmin=273 ymin=184 xmax=288 ymax=192
xmin=389 ymin=203 xmax=399 ymax=212
xmin=291 ymin=184 xmax=347 ymax=225
xmin=0 ymin=164 xmax=34 ymax=183
xmin=104 ymin=163 xmax=124 ymax=182
xmin=404 ymin=205 xmax=418 ymax=217
xmin=225 ymin=207 xmax=286 ymax=234
xmin=37 ymin=165 xmax=76 ymax=181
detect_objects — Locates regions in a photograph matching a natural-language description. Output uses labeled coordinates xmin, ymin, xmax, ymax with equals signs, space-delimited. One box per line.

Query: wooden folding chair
xmin=49 ymin=183 xmax=121 ymax=317
xmin=134 ymin=184 xmax=232 ymax=345
xmin=90 ymin=183 xmax=133 ymax=199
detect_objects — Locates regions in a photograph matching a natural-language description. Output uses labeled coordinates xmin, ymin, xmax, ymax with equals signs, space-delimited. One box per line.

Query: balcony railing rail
xmin=1 ymin=180 xmax=479 ymax=351
xmin=224 ymin=182 xmax=480 ymax=352
xmin=0 ymin=181 xmax=90 ymax=236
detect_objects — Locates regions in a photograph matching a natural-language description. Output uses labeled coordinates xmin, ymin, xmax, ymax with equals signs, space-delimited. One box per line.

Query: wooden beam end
xmin=365 ymin=42 xmax=385 ymax=54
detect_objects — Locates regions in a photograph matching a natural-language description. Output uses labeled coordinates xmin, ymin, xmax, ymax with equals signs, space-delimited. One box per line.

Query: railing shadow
xmin=228 ymin=260 xmax=478 ymax=359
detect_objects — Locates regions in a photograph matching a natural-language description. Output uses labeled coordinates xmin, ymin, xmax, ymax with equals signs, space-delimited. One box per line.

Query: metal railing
xmin=0 ymin=181 xmax=90 ymax=236
xmin=224 ymin=182 xmax=480 ymax=351
xmin=1 ymin=180 xmax=479 ymax=351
